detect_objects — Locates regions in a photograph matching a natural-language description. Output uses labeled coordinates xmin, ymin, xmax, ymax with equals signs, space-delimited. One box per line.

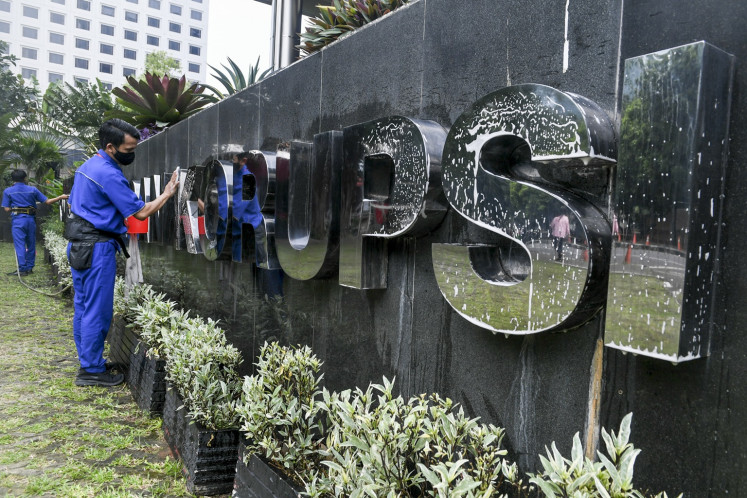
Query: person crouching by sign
xmin=65 ymin=119 xmax=179 ymax=387
xmin=2 ymin=169 xmax=68 ymax=276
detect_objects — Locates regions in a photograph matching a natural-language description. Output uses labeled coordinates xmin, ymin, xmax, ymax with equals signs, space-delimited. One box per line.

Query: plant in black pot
xmin=234 ymin=341 xmax=325 ymax=497
xmin=159 ymin=315 xmax=244 ymax=496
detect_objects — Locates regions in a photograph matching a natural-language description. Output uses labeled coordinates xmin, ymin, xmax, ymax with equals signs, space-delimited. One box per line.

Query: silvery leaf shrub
xmin=306 ymin=377 xmax=519 ymax=497
xmin=160 ymin=315 xmax=243 ymax=430
xmin=529 ymin=413 xmax=680 ymax=498
xmin=237 ymin=342 xmax=324 ymax=484
xmin=42 ymin=229 xmax=72 ymax=287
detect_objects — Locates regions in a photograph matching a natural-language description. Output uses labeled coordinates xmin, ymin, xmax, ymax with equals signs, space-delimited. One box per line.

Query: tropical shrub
xmin=109 ymin=72 xmax=213 ymax=131
xmin=299 ymin=0 xmax=411 ymax=56
xmin=203 ymin=56 xmax=272 ymax=101
xmin=237 ymin=342 xmax=325 ymax=483
xmin=41 ymin=222 xmax=72 ymax=287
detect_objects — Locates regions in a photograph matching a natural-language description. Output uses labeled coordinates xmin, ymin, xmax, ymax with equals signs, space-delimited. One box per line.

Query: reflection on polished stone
xmin=275 ymin=132 xmax=343 ymax=280
xmin=605 ymin=42 xmax=734 ymax=362
xmin=436 ymin=84 xmax=615 ymax=334
xmin=339 ymin=116 xmax=448 ymax=289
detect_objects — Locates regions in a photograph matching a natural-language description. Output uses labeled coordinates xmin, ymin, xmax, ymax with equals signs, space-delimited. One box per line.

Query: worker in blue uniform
xmin=66 ymin=119 xmax=179 ymax=387
xmin=2 ymin=169 xmax=68 ymax=275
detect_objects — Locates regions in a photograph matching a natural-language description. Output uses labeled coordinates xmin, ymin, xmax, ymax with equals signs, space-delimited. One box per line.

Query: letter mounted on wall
xmin=435 ymin=84 xmax=616 ymax=335
xmin=339 ymin=116 xmax=448 ymax=289
xmin=605 ymin=42 xmax=735 ymax=362
xmin=275 ymin=132 xmax=343 ymax=280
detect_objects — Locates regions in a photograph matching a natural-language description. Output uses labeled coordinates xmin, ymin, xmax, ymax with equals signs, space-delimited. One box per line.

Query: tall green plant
xmin=203 ymin=56 xmax=272 ymax=101
xmin=109 ymin=73 xmax=213 ymax=131
xmin=299 ymin=0 xmax=410 ymax=56
xmin=7 ymin=135 xmax=63 ymax=179
xmin=43 ymin=79 xmax=116 ymax=155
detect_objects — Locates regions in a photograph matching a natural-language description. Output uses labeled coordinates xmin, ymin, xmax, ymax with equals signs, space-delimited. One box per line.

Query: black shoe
xmin=75 ymin=370 xmax=125 ymax=387
xmin=19 ymin=271 xmax=31 ymax=276
xmin=7 ymin=270 xmax=19 ymax=275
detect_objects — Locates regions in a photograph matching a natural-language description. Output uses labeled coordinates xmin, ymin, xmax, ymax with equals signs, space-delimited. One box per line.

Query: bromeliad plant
xmin=202 ymin=56 xmax=272 ymax=101
xmin=299 ymin=0 xmax=411 ymax=56
xmin=109 ymin=72 xmax=213 ymax=132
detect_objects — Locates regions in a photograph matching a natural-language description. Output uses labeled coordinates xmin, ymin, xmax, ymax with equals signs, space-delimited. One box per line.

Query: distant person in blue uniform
xmin=66 ymin=119 xmax=179 ymax=387
xmin=2 ymin=169 xmax=68 ymax=276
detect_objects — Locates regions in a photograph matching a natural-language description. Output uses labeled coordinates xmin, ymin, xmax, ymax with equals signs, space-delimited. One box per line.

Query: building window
xmin=52 ymin=0 xmax=65 ymax=4
xmin=168 ymin=40 xmax=180 ymax=51
xmin=0 ymin=1 xmax=11 ymax=13
xmin=102 ymin=82 xmax=112 ymax=90
xmin=22 ymin=26 xmax=38 ymax=39
xmin=0 ymin=21 xmax=8 ymax=34
xmin=148 ymin=17 xmax=160 ymax=28
xmin=99 ymin=62 xmax=113 ymax=74
xmin=21 ymin=68 xmax=37 ymax=79
xmin=170 ymin=4 xmax=182 ymax=15
xmin=100 ymin=24 xmax=113 ymax=36
xmin=192 ymin=0 xmax=202 ymax=3
xmin=50 ymin=32 xmax=65 ymax=45
xmin=76 ymin=18 xmax=90 ymax=30
xmin=149 ymin=0 xmax=160 ymax=8
xmin=23 ymin=6 xmax=39 ymax=18
xmin=125 ymin=11 xmax=138 ymax=22
xmin=123 ymin=67 xmax=136 ymax=77
xmin=188 ymin=62 xmax=199 ymax=73
xmin=146 ymin=35 xmax=159 ymax=46
xmin=75 ymin=38 xmax=89 ymax=50
xmin=74 ymin=77 xmax=88 ymax=84
xmin=126 ymin=0 xmax=138 ymax=3
xmin=50 ymin=12 xmax=65 ymax=24
xmin=77 ymin=0 xmax=91 ymax=11
xmin=188 ymin=45 xmax=200 ymax=56
xmin=74 ymin=57 xmax=88 ymax=69
xmin=101 ymin=5 xmax=115 ymax=16
xmin=189 ymin=27 xmax=201 ymax=38
xmin=100 ymin=43 xmax=114 ymax=55
xmin=190 ymin=10 xmax=202 ymax=21
xmin=124 ymin=30 xmax=137 ymax=41
xmin=49 ymin=72 xmax=64 ymax=83
xmin=169 ymin=22 xmax=181 ymax=33
xmin=49 ymin=53 xmax=64 ymax=65
xmin=123 ymin=48 xmax=136 ymax=59
xmin=21 ymin=47 xmax=38 ymax=60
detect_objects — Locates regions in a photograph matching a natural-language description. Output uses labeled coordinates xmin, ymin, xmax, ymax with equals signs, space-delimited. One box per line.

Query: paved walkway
xmin=0 ymin=241 xmax=194 ymax=497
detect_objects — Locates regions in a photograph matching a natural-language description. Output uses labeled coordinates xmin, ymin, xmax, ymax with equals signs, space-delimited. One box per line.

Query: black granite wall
xmin=122 ymin=0 xmax=745 ymax=495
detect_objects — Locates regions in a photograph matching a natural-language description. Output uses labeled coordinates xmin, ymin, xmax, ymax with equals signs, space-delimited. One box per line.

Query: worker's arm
xmin=44 ymin=194 xmax=69 ymax=205
xmin=132 ymin=170 xmax=179 ymax=220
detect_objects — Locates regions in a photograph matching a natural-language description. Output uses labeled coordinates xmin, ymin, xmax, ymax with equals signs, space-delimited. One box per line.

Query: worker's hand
xmin=60 ymin=194 xmax=69 ymax=201
xmin=164 ymin=169 xmax=180 ymax=198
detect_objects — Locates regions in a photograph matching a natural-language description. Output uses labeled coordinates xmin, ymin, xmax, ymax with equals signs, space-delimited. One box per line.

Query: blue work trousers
xmin=69 ymin=240 xmax=118 ymax=373
xmin=11 ymin=215 xmax=36 ymax=272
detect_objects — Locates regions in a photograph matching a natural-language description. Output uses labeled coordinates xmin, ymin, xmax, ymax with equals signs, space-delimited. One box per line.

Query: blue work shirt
xmin=69 ymin=150 xmax=145 ymax=234
xmin=1 ymin=183 xmax=47 ymax=216
xmin=232 ymin=164 xmax=263 ymax=228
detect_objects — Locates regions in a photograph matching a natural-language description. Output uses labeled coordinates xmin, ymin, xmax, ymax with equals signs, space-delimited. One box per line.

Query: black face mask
xmin=114 ymin=149 xmax=136 ymax=165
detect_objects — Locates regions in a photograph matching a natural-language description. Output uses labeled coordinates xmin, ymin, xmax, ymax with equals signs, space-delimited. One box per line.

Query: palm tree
xmin=8 ymin=135 xmax=64 ymax=179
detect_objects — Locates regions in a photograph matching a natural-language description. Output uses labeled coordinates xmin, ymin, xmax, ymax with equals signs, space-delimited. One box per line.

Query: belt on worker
xmin=10 ymin=207 xmax=36 ymax=215
xmin=64 ymin=212 xmax=130 ymax=259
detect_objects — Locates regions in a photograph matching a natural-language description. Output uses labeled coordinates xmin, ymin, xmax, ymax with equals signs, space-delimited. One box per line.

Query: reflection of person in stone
xmin=2 ymin=169 xmax=68 ymax=276
xmin=66 ymin=119 xmax=179 ymax=387
xmin=550 ymin=211 xmax=570 ymax=262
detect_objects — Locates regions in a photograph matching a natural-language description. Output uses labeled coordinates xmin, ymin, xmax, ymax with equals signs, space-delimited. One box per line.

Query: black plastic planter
xmin=127 ymin=339 xmax=167 ymax=416
xmin=232 ymin=437 xmax=302 ymax=498
xmin=107 ymin=317 xmax=137 ymax=374
xmin=163 ymin=385 xmax=241 ymax=496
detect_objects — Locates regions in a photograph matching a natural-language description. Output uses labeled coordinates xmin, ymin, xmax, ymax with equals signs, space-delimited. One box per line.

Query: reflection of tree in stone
xmin=618 ymin=45 xmax=700 ymax=247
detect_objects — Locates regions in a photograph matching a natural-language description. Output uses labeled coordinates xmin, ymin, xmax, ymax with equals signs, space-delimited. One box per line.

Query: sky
xmin=206 ymin=0 xmax=274 ymax=89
